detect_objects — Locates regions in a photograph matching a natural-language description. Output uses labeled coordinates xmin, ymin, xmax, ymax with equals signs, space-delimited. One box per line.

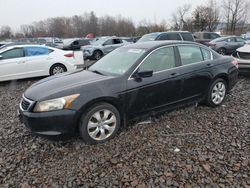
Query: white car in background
xmin=0 ymin=45 xmax=84 ymax=82
xmin=232 ymin=44 xmax=250 ymax=75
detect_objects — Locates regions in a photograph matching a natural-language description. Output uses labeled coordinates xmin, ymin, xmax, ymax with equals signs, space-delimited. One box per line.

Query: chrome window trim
xmin=128 ymin=44 xmax=214 ymax=80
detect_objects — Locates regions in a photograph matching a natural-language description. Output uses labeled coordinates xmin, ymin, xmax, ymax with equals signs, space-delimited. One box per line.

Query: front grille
xmin=238 ymin=52 xmax=250 ymax=60
xmin=20 ymin=96 xmax=33 ymax=111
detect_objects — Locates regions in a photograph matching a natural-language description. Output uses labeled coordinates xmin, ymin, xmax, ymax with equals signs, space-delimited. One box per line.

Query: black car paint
xmin=19 ymin=41 xmax=238 ymax=135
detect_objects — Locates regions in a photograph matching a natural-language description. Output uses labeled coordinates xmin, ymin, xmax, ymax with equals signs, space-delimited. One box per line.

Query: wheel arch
xmin=49 ymin=63 xmax=67 ymax=75
xmin=76 ymin=96 xmax=126 ymax=130
xmin=93 ymin=49 xmax=104 ymax=55
xmin=213 ymin=73 xmax=229 ymax=88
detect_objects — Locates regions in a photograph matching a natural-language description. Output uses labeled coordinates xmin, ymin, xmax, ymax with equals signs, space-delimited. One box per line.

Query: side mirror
xmin=0 ymin=55 xmax=2 ymax=60
xmin=133 ymin=70 xmax=153 ymax=79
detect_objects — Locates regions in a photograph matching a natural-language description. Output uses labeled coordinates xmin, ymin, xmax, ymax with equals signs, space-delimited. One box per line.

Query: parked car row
xmin=0 ymin=44 xmax=84 ymax=82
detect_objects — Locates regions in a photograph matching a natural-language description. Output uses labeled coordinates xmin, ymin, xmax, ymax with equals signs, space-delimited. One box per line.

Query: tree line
xmin=0 ymin=0 xmax=249 ymax=40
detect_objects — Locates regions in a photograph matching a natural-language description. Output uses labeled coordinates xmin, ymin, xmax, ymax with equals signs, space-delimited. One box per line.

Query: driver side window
xmin=1 ymin=48 xmax=24 ymax=60
xmin=139 ymin=47 xmax=176 ymax=72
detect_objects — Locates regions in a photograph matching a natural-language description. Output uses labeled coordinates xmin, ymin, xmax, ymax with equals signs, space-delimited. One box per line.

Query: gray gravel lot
xmin=0 ymin=77 xmax=250 ymax=187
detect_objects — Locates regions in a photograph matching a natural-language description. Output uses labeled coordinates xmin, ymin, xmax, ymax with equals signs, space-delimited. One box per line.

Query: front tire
xmin=93 ymin=50 xmax=103 ymax=60
xmin=205 ymin=78 xmax=227 ymax=107
xmin=79 ymin=103 xmax=120 ymax=144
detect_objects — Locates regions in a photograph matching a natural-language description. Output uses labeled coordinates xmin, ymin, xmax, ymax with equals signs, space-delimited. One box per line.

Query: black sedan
xmin=18 ymin=41 xmax=238 ymax=144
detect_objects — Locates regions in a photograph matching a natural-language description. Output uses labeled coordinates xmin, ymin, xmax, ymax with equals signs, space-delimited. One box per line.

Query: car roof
xmin=148 ymin=31 xmax=191 ymax=35
xmin=123 ymin=41 xmax=199 ymax=49
xmin=0 ymin=44 xmax=49 ymax=52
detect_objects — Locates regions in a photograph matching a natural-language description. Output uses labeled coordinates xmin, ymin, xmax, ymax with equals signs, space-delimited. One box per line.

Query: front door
xmin=0 ymin=47 xmax=26 ymax=81
xmin=125 ymin=46 xmax=182 ymax=119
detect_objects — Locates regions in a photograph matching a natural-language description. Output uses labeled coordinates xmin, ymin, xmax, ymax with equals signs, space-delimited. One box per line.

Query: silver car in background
xmin=208 ymin=36 xmax=246 ymax=55
xmin=81 ymin=37 xmax=130 ymax=60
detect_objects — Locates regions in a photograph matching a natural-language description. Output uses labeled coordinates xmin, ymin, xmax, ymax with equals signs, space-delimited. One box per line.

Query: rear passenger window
xmin=236 ymin=37 xmax=245 ymax=42
xmin=178 ymin=46 xmax=203 ymax=65
xmin=226 ymin=38 xmax=235 ymax=42
xmin=157 ymin=34 xmax=168 ymax=40
xmin=201 ymin=48 xmax=212 ymax=61
xmin=25 ymin=47 xmax=49 ymax=56
xmin=167 ymin=33 xmax=182 ymax=40
xmin=181 ymin=33 xmax=194 ymax=41
xmin=139 ymin=47 xmax=176 ymax=72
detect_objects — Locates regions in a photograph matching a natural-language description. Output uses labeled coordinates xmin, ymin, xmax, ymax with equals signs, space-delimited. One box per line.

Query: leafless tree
xmin=171 ymin=4 xmax=192 ymax=30
xmin=192 ymin=0 xmax=220 ymax=32
xmin=0 ymin=26 xmax=12 ymax=39
xmin=223 ymin=0 xmax=250 ymax=34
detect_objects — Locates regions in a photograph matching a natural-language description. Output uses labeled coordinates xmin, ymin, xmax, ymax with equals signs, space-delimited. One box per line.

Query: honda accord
xmin=18 ymin=41 xmax=238 ymax=144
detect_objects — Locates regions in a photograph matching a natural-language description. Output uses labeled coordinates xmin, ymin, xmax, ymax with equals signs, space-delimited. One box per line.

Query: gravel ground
xmin=0 ymin=76 xmax=250 ymax=187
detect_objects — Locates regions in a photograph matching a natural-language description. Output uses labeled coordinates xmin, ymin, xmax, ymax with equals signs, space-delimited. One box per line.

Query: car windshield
xmin=89 ymin=47 xmax=146 ymax=76
xmin=137 ymin=33 xmax=159 ymax=42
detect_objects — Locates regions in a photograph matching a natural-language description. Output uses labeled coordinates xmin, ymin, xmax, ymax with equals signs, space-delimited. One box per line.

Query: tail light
xmin=64 ymin=53 xmax=74 ymax=58
xmin=231 ymin=59 xmax=239 ymax=68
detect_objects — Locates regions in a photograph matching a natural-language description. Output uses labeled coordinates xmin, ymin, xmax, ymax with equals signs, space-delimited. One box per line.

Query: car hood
xmin=237 ymin=45 xmax=250 ymax=53
xmin=24 ymin=70 xmax=112 ymax=101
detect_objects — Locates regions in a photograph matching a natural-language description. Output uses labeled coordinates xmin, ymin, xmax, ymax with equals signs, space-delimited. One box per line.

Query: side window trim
xmin=128 ymin=44 xmax=214 ymax=80
xmin=128 ymin=45 xmax=177 ymax=79
xmin=176 ymin=45 xmax=214 ymax=67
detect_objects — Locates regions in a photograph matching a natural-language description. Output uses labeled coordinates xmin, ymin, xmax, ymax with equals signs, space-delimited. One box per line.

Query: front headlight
xmin=33 ymin=94 xmax=80 ymax=112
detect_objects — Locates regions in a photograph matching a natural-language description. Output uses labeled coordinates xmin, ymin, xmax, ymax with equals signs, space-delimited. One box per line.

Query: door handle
xmin=170 ymin=72 xmax=179 ymax=77
xmin=206 ymin=63 xmax=213 ymax=67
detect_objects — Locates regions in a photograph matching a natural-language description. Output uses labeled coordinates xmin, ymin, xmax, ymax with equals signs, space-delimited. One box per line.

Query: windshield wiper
xmin=90 ymin=70 xmax=105 ymax=76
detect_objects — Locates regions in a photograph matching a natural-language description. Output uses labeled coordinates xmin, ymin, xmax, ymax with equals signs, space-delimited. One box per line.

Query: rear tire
xmin=50 ymin=64 xmax=67 ymax=75
xmin=79 ymin=103 xmax=120 ymax=144
xmin=217 ymin=48 xmax=226 ymax=55
xmin=205 ymin=78 xmax=227 ymax=107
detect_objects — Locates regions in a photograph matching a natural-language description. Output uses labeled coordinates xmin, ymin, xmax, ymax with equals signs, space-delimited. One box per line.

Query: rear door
xmin=235 ymin=37 xmax=246 ymax=48
xmin=225 ymin=37 xmax=238 ymax=53
xmin=176 ymin=45 xmax=212 ymax=101
xmin=126 ymin=46 xmax=183 ymax=118
xmin=22 ymin=46 xmax=51 ymax=77
xmin=0 ymin=47 xmax=26 ymax=81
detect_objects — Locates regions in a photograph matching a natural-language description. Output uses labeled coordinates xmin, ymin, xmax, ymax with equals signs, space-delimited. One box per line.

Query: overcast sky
xmin=0 ymin=0 xmax=202 ymax=30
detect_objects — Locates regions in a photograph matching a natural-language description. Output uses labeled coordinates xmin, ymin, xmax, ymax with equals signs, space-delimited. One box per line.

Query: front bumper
xmin=18 ymin=108 xmax=78 ymax=135
xmin=83 ymin=50 xmax=94 ymax=59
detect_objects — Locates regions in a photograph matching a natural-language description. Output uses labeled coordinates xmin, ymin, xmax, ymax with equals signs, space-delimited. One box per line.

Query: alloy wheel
xmin=52 ymin=66 xmax=65 ymax=75
xmin=87 ymin=109 xmax=117 ymax=141
xmin=211 ymin=82 xmax=226 ymax=105
xmin=218 ymin=48 xmax=226 ymax=55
